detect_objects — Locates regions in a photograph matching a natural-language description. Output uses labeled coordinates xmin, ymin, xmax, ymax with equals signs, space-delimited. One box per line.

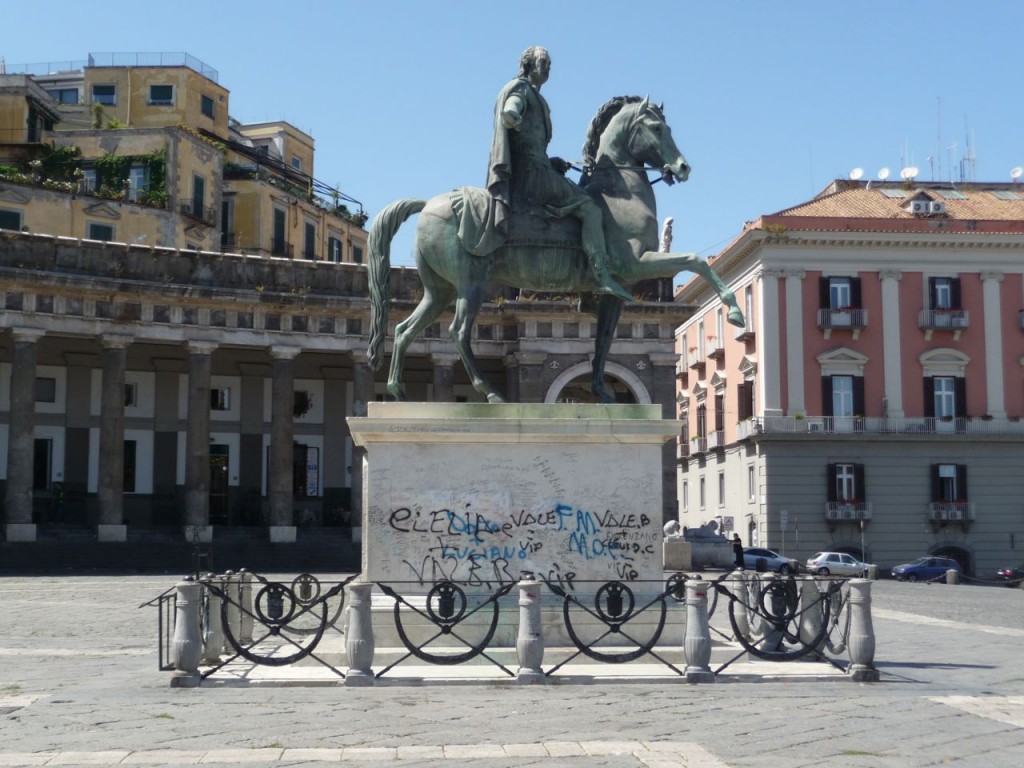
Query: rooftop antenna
xmin=849 ymin=167 xmax=863 ymax=181
xmin=1012 ymin=167 xmax=1023 ymax=184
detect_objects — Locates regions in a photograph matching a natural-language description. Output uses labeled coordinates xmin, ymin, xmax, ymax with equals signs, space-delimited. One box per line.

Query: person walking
xmin=732 ymin=533 xmax=744 ymax=569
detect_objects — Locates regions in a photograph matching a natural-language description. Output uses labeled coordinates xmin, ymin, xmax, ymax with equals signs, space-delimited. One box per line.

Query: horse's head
xmin=626 ymin=97 xmax=690 ymax=184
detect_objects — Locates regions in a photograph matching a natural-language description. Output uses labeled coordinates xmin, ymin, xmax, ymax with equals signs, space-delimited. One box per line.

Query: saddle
xmin=452 ymin=186 xmax=583 ymax=257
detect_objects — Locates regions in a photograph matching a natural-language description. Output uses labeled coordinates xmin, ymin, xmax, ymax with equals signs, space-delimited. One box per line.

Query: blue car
xmin=891 ymin=556 xmax=961 ymax=582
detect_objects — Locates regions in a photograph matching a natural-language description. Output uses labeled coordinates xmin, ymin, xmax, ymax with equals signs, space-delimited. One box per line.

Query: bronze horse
xmin=368 ymin=96 xmax=744 ymax=403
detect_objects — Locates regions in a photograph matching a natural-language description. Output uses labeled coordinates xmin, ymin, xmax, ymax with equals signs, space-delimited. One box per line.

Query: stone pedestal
xmin=5 ymin=524 xmax=37 ymax=542
xmin=347 ymin=403 xmax=681 ymax=590
xmin=269 ymin=526 xmax=296 ymax=543
xmin=97 ymin=524 xmax=127 ymax=543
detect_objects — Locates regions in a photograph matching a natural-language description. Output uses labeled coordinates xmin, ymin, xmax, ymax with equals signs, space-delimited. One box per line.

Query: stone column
xmin=97 ymin=335 xmax=132 ymax=542
xmin=879 ymin=269 xmax=904 ymax=419
xmin=783 ymin=270 xmax=806 ymax=415
xmin=430 ymin=353 xmax=458 ymax=402
xmin=345 ymin=581 xmax=375 ymax=686
xmin=350 ymin=351 xmax=375 ymax=537
xmin=268 ymin=346 xmax=300 ymax=542
xmin=981 ymin=272 xmax=1006 ymax=419
xmin=4 ymin=328 xmax=45 ymax=542
xmin=682 ymin=579 xmax=714 ymax=682
xmin=184 ymin=341 xmax=217 ymax=542
xmin=847 ymin=579 xmax=879 ymax=682
xmin=171 ymin=577 xmax=203 ymax=688
xmin=756 ymin=269 xmax=783 ymax=418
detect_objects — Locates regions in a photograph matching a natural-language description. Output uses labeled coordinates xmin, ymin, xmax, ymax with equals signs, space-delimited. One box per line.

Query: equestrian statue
xmin=368 ymin=46 xmax=744 ymax=403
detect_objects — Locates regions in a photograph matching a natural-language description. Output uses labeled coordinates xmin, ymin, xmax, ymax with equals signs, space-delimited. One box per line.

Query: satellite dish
xmin=1012 ymin=167 xmax=1023 ymax=181
xmin=878 ymin=167 xmax=890 ymax=180
xmin=900 ymin=166 xmax=919 ymax=180
xmin=849 ymin=167 xmax=864 ymax=180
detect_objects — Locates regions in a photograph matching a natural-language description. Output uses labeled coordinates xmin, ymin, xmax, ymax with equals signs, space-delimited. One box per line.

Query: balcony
xmin=919 ymin=308 xmax=969 ymax=340
xmin=271 ymin=242 xmax=294 ymax=259
xmin=687 ymin=348 xmax=705 ymax=369
xmin=675 ymin=360 xmax=688 ymax=384
xmin=690 ymin=437 xmax=708 ymax=455
xmin=825 ymin=501 xmax=872 ymax=522
xmin=736 ymin=419 xmax=759 ymax=441
xmin=706 ymin=429 xmax=724 ymax=450
xmin=817 ymin=307 xmax=868 ymax=340
xmin=927 ymin=501 xmax=975 ymax=531
xmin=705 ymin=337 xmax=724 ymax=360
xmin=734 ymin=322 xmax=754 ymax=342
xmin=179 ymin=201 xmax=217 ymax=226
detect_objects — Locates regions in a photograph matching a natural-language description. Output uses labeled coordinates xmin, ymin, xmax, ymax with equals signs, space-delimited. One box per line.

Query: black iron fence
xmin=151 ymin=569 xmax=880 ymax=686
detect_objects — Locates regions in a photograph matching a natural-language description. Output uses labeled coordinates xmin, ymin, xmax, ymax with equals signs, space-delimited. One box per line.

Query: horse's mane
xmin=580 ymin=95 xmax=665 ymax=179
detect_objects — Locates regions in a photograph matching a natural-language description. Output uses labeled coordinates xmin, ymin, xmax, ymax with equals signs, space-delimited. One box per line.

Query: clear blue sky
xmin=5 ymin=1 xmax=1022 ymax=274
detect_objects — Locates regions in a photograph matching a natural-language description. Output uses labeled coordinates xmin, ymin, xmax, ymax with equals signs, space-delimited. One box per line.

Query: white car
xmin=742 ymin=548 xmax=799 ymax=574
xmin=806 ymin=551 xmax=870 ymax=577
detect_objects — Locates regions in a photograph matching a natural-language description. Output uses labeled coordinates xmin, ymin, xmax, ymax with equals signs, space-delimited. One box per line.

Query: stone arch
xmin=931 ymin=544 xmax=972 ymax=576
xmin=544 ymin=360 xmax=652 ymax=404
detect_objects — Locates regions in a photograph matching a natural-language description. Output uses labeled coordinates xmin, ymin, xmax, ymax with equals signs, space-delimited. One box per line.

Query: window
xmin=192 ymin=174 xmax=205 ymax=218
xmin=35 ymin=377 xmax=57 ymax=403
xmin=88 ymin=222 xmax=114 ymax=241
xmin=352 ymin=245 xmax=363 ymax=264
xmin=737 ymin=380 xmax=754 ymax=421
xmin=933 ymin=464 xmax=967 ymax=501
xmin=929 ymin=277 xmax=961 ymax=310
xmin=201 ymin=94 xmax=215 ymax=119
xmin=91 ymin=84 xmax=116 ymax=105
xmin=820 ymin=277 xmax=861 ymax=310
xmin=747 ymin=465 xmax=755 ymax=501
xmin=210 ymin=388 xmax=231 ymax=411
xmin=713 ymin=394 xmax=725 ymax=434
xmin=293 ymin=444 xmax=319 ymax=497
xmin=47 ymin=87 xmax=79 ymax=104
xmin=128 ymin=165 xmax=147 ymax=202
xmin=681 ymin=480 xmax=689 ymax=512
xmin=821 ymin=374 xmax=864 ymax=428
xmin=699 ymin=477 xmax=706 ymax=509
xmin=148 ymin=84 xmax=173 ymax=105
xmin=924 ymin=376 xmax=965 ymax=422
xmin=124 ymin=383 xmax=138 ymax=407
xmin=718 ymin=472 xmax=725 ymax=506
xmin=123 ymin=440 xmax=137 ymax=493
xmin=294 ymin=391 xmax=313 ymax=418
xmin=0 ymin=208 xmax=23 ymax=231
xmin=291 ymin=156 xmax=302 ymax=171
xmin=33 ymin=439 xmax=52 ymax=491
xmin=82 ymin=168 xmax=97 ymax=192
xmin=303 ymin=222 xmax=316 ymax=259
xmin=827 ymin=463 xmax=865 ymax=503
xmin=272 ymin=208 xmax=287 ymax=256
xmin=696 ymin=404 xmax=707 ymax=439
xmin=327 ymin=236 xmax=343 ymax=262
xmin=934 ymin=377 xmax=956 ymax=419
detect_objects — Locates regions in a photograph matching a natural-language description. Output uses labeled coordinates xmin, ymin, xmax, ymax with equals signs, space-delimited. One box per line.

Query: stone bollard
xmin=224 ymin=571 xmax=242 ymax=647
xmin=866 ymin=564 xmax=878 ymax=580
xmin=730 ymin=570 xmax=750 ymax=641
xmin=798 ymin=577 xmax=825 ymax=655
xmin=682 ymin=580 xmax=714 ymax=683
xmin=201 ymin=575 xmax=225 ymax=665
xmin=515 ymin=579 xmax=545 ymax=684
xmin=345 ymin=582 xmax=375 ymax=686
xmin=945 ymin=569 xmax=960 ymax=586
xmin=171 ymin=577 xmax=203 ymax=688
xmin=239 ymin=570 xmax=254 ymax=643
xmin=846 ymin=579 xmax=880 ymax=682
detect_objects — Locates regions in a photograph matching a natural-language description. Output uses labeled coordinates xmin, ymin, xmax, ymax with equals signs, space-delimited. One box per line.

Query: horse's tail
xmin=367 ymin=198 xmax=427 ymax=371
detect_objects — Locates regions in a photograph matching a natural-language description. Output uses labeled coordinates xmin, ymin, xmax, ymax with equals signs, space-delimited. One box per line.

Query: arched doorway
xmin=932 ymin=545 xmax=971 ymax=575
xmin=545 ymin=361 xmax=651 ymax=404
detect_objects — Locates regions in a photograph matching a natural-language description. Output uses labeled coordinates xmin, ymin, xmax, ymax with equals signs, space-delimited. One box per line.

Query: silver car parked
xmin=806 ymin=551 xmax=871 ymax=577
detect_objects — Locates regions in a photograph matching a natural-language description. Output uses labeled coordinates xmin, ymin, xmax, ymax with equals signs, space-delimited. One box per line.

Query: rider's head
xmin=518 ymin=46 xmax=550 ymax=78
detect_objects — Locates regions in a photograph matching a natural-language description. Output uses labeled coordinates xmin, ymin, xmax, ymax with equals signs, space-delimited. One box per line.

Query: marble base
xmin=269 ymin=526 xmax=297 ymax=543
xmin=5 ymin=523 xmax=37 ymax=542
xmin=97 ymin=524 xmax=126 ymax=543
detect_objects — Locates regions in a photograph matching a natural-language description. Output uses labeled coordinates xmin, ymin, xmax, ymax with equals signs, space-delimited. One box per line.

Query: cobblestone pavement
xmin=1 ymin=574 xmax=1023 ymax=767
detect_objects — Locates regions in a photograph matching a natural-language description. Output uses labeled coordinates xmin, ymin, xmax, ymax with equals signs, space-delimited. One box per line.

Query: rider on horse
xmin=477 ymin=46 xmax=635 ymax=303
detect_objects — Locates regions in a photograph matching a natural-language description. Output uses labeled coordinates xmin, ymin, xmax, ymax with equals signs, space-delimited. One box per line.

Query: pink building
xmin=675 ymin=179 xmax=1024 ymax=577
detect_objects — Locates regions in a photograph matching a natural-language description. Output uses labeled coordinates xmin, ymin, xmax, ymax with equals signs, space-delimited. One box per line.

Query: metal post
xmin=201 ymin=575 xmax=225 ymax=665
xmin=239 ymin=570 xmax=254 ymax=643
xmin=847 ymin=579 xmax=880 ymax=682
xmin=682 ymin=580 xmax=714 ymax=683
xmin=171 ymin=578 xmax=203 ymax=687
xmin=515 ymin=579 xmax=545 ymax=684
xmin=344 ymin=582 xmax=375 ymax=686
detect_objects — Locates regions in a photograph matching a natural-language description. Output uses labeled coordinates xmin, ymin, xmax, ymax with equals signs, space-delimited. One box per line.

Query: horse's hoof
xmin=728 ymin=308 xmax=746 ymax=328
xmin=486 ymin=393 xmax=507 ymax=404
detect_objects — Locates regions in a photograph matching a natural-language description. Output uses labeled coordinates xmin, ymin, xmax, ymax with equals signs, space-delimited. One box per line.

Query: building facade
xmin=676 ymin=179 xmax=1024 ymax=577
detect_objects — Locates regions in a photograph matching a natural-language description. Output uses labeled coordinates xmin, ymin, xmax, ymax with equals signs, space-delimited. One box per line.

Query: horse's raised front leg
xmin=591 ymin=296 xmax=623 ymax=403
xmin=634 ymin=251 xmax=745 ymax=328
xmin=388 ymin=286 xmax=454 ymax=400
xmin=450 ymin=287 xmax=505 ymax=404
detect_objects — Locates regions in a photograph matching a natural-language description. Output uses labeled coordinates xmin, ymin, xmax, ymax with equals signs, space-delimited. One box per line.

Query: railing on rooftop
xmin=746 ymin=415 xmax=1024 ymax=436
xmin=2 ymin=60 xmax=87 ymax=77
xmin=86 ymin=53 xmax=218 ymax=83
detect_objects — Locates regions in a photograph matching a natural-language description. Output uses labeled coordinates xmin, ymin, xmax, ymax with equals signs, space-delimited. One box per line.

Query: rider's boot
xmin=592 ymin=252 xmax=634 ymax=302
